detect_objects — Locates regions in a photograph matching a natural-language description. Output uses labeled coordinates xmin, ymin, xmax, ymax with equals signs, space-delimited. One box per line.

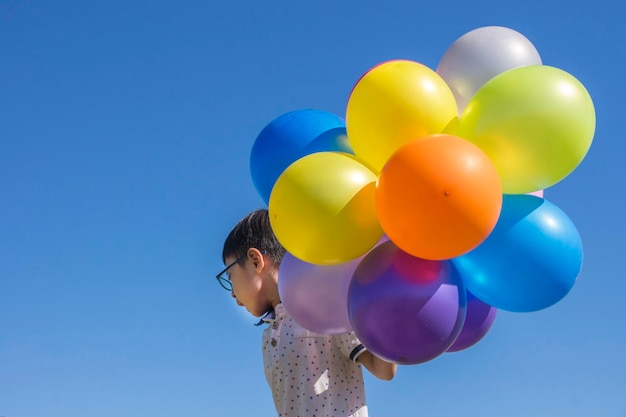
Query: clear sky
xmin=1 ymin=1 xmax=624 ymax=416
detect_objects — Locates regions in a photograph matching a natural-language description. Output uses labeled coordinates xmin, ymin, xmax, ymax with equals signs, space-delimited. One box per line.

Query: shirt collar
xmin=254 ymin=306 xmax=276 ymax=326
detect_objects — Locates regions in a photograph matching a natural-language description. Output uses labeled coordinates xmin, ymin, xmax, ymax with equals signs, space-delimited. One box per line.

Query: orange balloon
xmin=375 ymin=134 xmax=502 ymax=260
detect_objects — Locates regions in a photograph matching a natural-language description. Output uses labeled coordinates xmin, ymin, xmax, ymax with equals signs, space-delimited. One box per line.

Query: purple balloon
xmin=278 ymin=252 xmax=357 ymax=334
xmin=348 ymin=242 xmax=466 ymax=364
xmin=447 ymin=291 xmax=497 ymax=352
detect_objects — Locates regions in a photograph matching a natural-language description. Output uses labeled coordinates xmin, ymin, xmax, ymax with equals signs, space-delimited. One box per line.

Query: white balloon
xmin=278 ymin=252 xmax=356 ymax=335
xmin=278 ymin=236 xmax=389 ymax=335
xmin=437 ymin=26 xmax=542 ymax=115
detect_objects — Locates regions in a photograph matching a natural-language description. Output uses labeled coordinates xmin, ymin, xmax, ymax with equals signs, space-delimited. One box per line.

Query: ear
xmin=247 ymin=248 xmax=266 ymax=273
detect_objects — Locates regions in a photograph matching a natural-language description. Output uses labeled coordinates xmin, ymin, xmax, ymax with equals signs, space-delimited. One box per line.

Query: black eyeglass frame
xmin=216 ymin=253 xmax=247 ymax=291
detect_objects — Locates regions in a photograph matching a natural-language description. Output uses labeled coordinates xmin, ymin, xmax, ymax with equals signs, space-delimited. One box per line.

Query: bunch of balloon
xmin=345 ymin=25 xmax=595 ymax=362
xmin=247 ymin=25 xmax=595 ymax=364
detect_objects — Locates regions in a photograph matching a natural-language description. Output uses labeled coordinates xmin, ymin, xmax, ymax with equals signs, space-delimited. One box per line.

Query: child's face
xmin=225 ymin=254 xmax=267 ymax=317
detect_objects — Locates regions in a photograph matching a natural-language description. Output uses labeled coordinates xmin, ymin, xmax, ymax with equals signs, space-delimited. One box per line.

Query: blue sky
xmin=1 ymin=1 xmax=624 ymax=416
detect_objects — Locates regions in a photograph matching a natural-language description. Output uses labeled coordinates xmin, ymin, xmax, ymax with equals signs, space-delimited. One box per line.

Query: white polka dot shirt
xmin=262 ymin=303 xmax=368 ymax=417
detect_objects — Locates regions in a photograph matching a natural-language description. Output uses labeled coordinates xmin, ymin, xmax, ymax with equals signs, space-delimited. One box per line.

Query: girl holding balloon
xmin=216 ymin=209 xmax=396 ymax=417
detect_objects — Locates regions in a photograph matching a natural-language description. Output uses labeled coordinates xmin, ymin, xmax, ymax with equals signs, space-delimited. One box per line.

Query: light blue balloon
xmin=452 ymin=195 xmax=583 ymax=312
xmin=249 ymin=109 xmax=351 ymax=205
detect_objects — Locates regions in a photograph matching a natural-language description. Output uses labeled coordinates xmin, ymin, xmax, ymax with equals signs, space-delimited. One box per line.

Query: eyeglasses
xmin=216 ymin=253 xmax=247 ymax=291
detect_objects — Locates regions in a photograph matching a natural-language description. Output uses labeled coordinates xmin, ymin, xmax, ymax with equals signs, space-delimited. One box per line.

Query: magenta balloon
xmin=278 ymin=252 xmax=357 ymax=334
xmin=447 ymin=291 xmax=497 ymax=352
xmin=348 ymin=241 xmax=467 ymax=364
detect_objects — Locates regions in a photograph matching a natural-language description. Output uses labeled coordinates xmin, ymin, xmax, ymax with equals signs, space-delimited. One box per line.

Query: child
xmin=217 ymin=209 xmax=396 ymax=417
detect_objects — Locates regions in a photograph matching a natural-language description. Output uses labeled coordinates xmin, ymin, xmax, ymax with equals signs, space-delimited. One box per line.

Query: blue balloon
xmin=452 ymin=195 xmax=583 ymax=312
xmin=249 ymin=109 xmax=350 ymax=204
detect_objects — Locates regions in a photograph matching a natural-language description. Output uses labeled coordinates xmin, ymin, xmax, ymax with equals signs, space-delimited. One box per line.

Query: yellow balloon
xmin=269 ymin=152 xmax=383 ymax=265
xmin=458 ymin=65 xmax=596 ymax=194
xmin=346 ymin=60 xmax=459 ymax=172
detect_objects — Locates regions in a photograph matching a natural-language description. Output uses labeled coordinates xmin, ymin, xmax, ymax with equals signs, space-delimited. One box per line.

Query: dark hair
xmin=222 ymin=209 xmax=286 ymax=267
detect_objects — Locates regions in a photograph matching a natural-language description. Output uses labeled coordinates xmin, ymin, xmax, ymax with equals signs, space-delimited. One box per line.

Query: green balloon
xmin=457 ymin=65 xmax=595 ymax=194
